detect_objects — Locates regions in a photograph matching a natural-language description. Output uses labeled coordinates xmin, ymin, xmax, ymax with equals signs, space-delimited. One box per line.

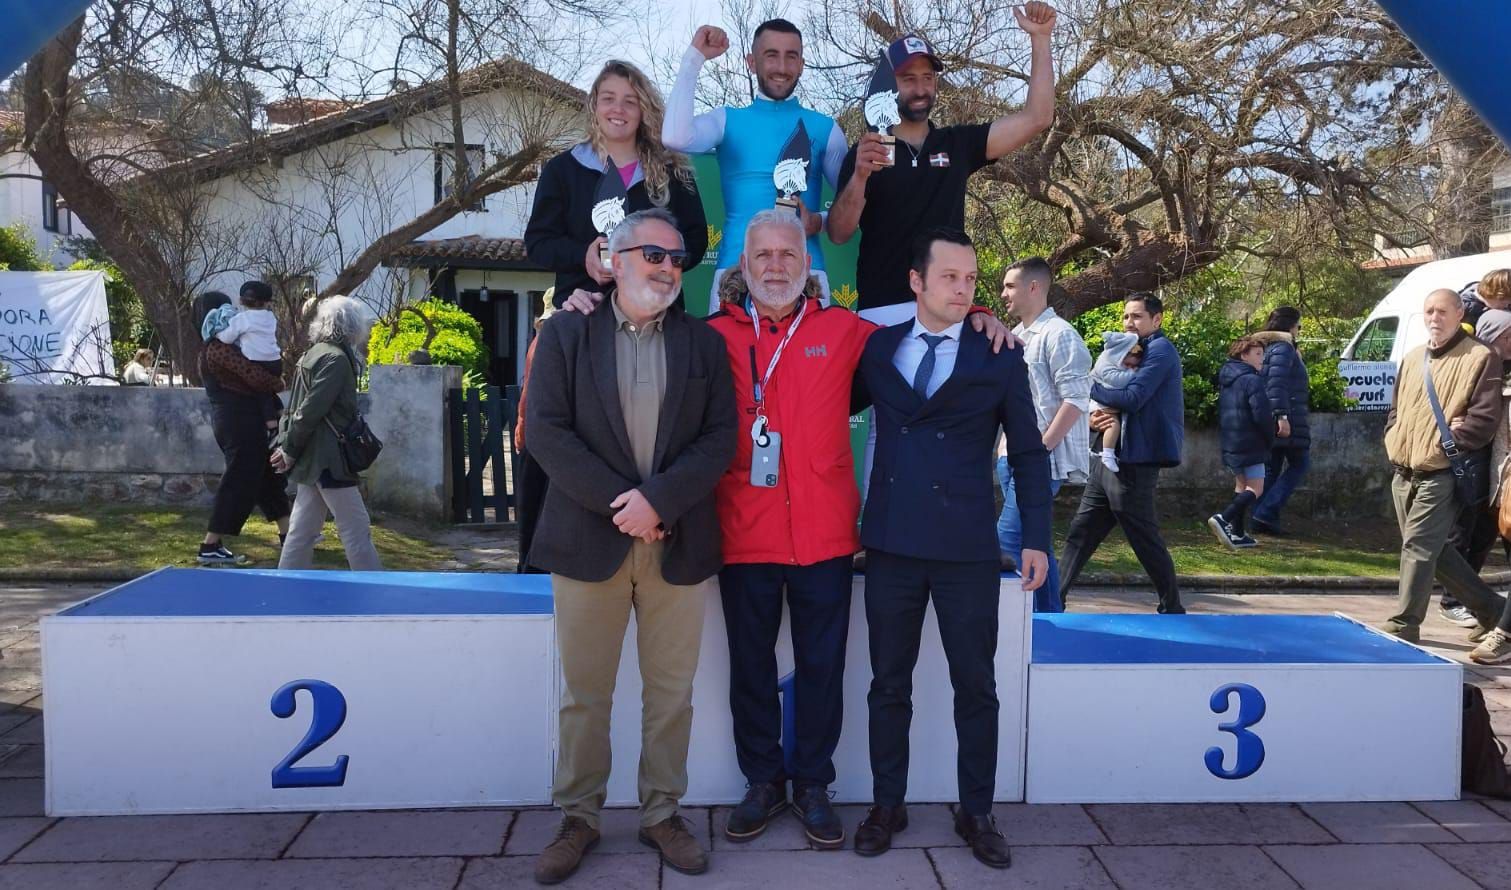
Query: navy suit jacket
xmin=856 ymin=320 xmax=1053 ymax=561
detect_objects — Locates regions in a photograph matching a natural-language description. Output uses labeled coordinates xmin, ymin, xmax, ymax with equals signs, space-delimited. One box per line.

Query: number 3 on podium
xmin=1204 ymin=683 xmax=1265 ymax=780
xmin=270 ymin=680 xmax=350 ymax=789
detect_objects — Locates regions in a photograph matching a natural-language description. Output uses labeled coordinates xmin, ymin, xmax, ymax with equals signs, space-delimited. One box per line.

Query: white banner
xmin=0 ymin=270 xmax=114 ymax=384
xmin=1338 ymin=360 xmax=1396 ymax=412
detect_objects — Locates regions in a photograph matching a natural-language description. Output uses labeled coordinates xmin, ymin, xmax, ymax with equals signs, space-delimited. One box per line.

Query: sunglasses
xmin=616 ymin=244 xmax=691 ymax=269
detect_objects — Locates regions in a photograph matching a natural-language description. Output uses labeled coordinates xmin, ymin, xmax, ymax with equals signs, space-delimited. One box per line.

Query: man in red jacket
xmin=704 ymin=209 xmax=1010 ymax=849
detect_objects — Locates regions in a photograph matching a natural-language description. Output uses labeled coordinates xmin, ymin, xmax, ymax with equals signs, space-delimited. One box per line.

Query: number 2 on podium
xmin=1204 ymin=683 xmax=1265 ymax=780
xmin=270 ymin=680 xmax=350 ymax=789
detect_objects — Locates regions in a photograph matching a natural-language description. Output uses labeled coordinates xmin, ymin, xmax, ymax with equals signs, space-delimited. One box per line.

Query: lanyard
xmin=747 ymin=296 xmax=808 ymax=410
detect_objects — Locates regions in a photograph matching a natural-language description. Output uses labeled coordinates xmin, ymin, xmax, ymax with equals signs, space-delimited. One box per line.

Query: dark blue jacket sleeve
xmin=1090 ymin=337 xmax=1178 ymax=411
xmin=1245 ymin=375 xmax=1276 ymax=449
xmin=1262 ymin=342 xmax=1296 ymax=416
xmin=999 ymin=351 xmax=1054 ymax=553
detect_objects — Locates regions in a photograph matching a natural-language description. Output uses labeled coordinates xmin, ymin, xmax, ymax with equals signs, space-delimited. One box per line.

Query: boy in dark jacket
xmin=1209 ymin=337 xmax=1275 ymax=549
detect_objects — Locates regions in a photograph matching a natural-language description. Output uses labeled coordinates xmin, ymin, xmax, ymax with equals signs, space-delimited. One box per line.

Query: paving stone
xmin=933 ymin=845 xmax=1116 ymax=889
xmin=1300 ymin=802 xmax=1458 ymax=844
xmin=1413 ymin=800 xmax=1511 ymax=843
xmin=508 ymin=807 xmax=711 ymax=856
xmin=285 ymin=809 xmax=512 ymax=858
xmin=0 ymin=746 xmax=41 ymax=779
xmin=664 ymin=848 xmax=937 ymax=888
xmin=832 ymin=804 xmax=965 ymax=849
xmin=0 ymin=780 xmax=42 ymax=817
xmin=0 ymin=817 xmax=50 ymax=860
xmin=0 ymin=718 xmax=39 ymax=745
xmin=990 ymin=804 xmax=1109 ymax=846
xmin=0 ymin=862 xmax=177 ymax=889
xmin=161 ymin=857 xmax=464 ymax=890
xmin=13 ymin=813 xmax=308 ymax=862
xmin=1478 ymin=685 xmax=1511 ymax=710
xmin=1264 ymin=843 xmax=1480 ymax=890
xmin=1085 ymin=804 xmax=1333 ymax=846
xmin=460 ymin=853 xmax=658 ymax=889
xmin=1485 ymin=799 xmax=1511 ymax=821
xmin=1094 ymin=845 xmax=1300 ymax=890
xmin=710 ymin=805 xmax=812 ymax=851
xmin=1429 ymin=843 xmax=1511 ymax=890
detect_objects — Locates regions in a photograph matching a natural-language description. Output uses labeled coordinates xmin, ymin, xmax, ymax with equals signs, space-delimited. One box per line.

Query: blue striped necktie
xmin=912 ymin=333 xmax=947 ymax=399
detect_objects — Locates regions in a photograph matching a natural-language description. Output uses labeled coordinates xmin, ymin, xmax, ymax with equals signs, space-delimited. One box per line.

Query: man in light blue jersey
xmin=663 ymin=19 xmax=848 ymax=307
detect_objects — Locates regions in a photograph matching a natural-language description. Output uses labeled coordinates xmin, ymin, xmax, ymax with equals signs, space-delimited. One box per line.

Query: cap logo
xmin=904 ymin=37 xmax=927 ymax=54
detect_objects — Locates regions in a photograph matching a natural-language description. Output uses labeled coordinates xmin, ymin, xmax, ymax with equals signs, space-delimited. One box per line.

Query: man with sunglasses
xmin=526 ymin=207 xmax=737 ymax=884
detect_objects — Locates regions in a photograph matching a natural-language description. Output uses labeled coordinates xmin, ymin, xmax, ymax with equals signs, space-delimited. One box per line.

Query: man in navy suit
xmin=850 ymin=228 xmax=1052 ymax=870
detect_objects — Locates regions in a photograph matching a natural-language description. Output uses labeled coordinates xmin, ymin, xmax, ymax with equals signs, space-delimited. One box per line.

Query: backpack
xmin=1463 ymin=684 xmax=1511 ymax=799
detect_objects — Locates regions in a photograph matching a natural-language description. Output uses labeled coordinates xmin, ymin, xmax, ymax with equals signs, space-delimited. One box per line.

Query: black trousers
xmin=719 ymin=556 xmax=853 ymax=788
xmin=207 ymin=399 xmax=290 ymax=537
xmin=1059 ymin=461 xmax=1184 ymax=613
xmin=514 ymin=447 xmax=549 ymax=574
xmin=864 ymin=549 xmax=1000 ymax=816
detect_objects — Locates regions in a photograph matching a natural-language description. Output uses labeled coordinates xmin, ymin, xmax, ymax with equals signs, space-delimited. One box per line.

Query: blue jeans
xmin=996 ymin=456 xmax=1063 ymax=612
xmin=1252 ymin=445 xmax=1311 ymax=525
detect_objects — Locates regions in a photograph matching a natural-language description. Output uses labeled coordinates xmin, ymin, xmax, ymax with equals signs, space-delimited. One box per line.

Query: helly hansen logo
xmin=805 ymin=345 xmax=827 ymax=358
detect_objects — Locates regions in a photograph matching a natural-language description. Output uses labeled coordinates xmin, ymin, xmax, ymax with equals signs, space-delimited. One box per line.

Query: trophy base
xmin=775 ymin=196 xmax=801 ymax=215
xmin=599 ymin=246 xmax=613 ymax=271
xmin=878 ymin=133 xmax=896 ymax=168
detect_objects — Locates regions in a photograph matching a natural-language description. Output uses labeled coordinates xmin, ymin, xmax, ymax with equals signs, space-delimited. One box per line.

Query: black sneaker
xmin=1206 ymin=514 xmax=1240 ymax=550
xmin=724 ymin=781 xmax=787 ymax=842
xmin=1233 ymin=534 xmax=1259 ymax=549
xmin=197 ymin=544 xmax=248 ymax=566
xmin=792 ymin=784 xmax=844 ymax=850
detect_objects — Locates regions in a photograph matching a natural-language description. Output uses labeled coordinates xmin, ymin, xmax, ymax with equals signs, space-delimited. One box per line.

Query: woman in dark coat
xmin=192 ymin=288 xmax=291 ymax=565
xmin=1250 ymin=306 xmax=1310 ymax=535
xmin=1208 ymin=336 xmax=1275 ymax=549
xmin=516 ymin=59 xmax=706 ymax=572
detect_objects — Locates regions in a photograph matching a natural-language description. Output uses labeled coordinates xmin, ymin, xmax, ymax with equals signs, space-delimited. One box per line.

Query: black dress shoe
xmin=854 ymin=804 xmax=907 ymax=856
xmin=792 ymin=784 xmax=845 ymax=849
xmin=725 ymin=781 xmax=787 ymax=841
xmin=954 ymin=810 xmax=1011 ymax=869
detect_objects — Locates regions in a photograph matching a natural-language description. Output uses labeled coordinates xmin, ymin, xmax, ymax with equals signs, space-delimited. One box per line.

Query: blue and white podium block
xmin=43 ymin=570 xmax=559 ymax=816
xmin=606 ymin=577 xmax=1032 ymax=805
xmin=1025 ymin=614 xmax=1462 ymax=803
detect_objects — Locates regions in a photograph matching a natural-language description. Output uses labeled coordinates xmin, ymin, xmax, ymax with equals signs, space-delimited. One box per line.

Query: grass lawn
xmin=0 ymin=503 xmax=452 ymax=573
xmin=1063 ymin=512 xmax=1496 ymax=578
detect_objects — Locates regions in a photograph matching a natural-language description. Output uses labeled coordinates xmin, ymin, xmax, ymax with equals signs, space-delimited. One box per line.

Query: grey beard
xmin=621 ymin=281 xmax=678 ymax=315
xmin=749 ymin=281 xmax=803 ymax=314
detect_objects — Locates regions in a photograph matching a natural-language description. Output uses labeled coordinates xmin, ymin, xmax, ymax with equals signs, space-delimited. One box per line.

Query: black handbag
xmin=324 ymin=413 xmax=383 ymax=474
xmin=1422 ymin=349 xmax=1491 ymax=506
xmin=1463 ymin=684 xmax=1511 ymax=798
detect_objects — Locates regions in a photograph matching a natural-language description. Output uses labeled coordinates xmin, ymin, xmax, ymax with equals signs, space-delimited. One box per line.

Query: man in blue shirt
xmin=663 ymin=19 xmax=848 ymax=307
xmin=1058 ymin=295 xmax=1186 ymax=614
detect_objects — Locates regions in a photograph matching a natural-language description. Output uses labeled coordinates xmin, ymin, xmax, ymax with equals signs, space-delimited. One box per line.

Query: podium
xmin=1024 ymin=613 xmax=1462 ymax=803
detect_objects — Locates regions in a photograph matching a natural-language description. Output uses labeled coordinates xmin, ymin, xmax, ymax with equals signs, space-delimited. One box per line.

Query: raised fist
xmin=692 ymin=25 xmax=730 ymax=60
xmin=1013 ymin=2 xmax=1056 ymax=37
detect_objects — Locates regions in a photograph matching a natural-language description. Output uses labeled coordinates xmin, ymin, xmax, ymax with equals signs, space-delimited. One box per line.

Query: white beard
xmin=747 ymin=275 xmax=804 ymax=314
xmin=622 ymin=280 xmax=678 ymax=316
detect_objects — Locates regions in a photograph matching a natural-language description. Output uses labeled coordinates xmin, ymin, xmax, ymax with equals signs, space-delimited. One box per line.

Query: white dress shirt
xmin=892 ymin=317 xmax=964 ymax=399
xmin=1003 ymin=307 xmax=1093 ymax=483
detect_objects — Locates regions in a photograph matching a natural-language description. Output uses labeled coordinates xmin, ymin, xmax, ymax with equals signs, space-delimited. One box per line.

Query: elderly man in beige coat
xmin=1382 ymin=288 xmax=1508 ymax=642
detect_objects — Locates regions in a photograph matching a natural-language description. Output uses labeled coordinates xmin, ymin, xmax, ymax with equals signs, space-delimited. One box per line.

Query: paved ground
xmin=2 ymin=583 xmax=1511 ymax=888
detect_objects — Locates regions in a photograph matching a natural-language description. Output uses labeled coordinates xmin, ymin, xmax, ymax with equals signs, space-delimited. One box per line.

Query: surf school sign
xmin=0 ymin=271 xmax=114 ymax=384
xmin=1338 ymin=360 xmax=1396 ymax=412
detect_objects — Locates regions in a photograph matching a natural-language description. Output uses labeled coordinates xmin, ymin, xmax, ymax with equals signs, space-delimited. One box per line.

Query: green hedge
xmin=367 ymin=298 xmax=487 ymax=379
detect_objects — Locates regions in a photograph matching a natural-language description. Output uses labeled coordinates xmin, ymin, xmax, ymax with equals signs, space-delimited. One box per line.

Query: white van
xmin=1342 ymin=251 xmax=1511 ymax=363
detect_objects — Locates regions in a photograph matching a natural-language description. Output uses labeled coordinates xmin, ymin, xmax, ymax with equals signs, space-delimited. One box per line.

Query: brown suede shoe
xmin=534 ymin=816 xmax=600 ymax=885
xmin=639 ymin=813 xmax=709 ymax=875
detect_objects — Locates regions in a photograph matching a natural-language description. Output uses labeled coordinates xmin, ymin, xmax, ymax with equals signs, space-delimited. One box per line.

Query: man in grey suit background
xmin=525 ymin=208 xmax=738 ymax=884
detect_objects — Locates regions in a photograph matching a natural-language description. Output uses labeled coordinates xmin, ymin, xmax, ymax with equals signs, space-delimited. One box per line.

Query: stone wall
xmin=0 ymin=366 xmax=455 ymax=520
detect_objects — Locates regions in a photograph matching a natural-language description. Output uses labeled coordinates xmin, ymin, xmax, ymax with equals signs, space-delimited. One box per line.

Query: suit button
xmin=901 ymin=427 xmax=909 ymax=434
xmin=937 ymin=432 xmax=945 ymax=439
xmin=889 ymin=476 xmax=895 ymax=483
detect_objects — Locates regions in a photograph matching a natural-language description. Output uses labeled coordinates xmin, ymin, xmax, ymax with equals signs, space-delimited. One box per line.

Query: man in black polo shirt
xmin=829 ymin=2 xmax=1057 ymax=326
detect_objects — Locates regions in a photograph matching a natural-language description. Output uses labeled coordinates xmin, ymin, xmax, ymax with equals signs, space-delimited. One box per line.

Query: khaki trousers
xmin=1388 ymin=470 xmax=1507 ymax=632
xmin=552 ymin=539 xmax=708 ymax=829
xmin=277 ymin=483 xmax=383 ymax=571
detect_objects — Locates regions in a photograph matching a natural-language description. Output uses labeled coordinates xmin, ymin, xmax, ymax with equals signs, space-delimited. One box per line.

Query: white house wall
xmin=0 ymin=149 xmax=93 ymax=267
xmin=193 ymin=87 xmax=582 ymax=310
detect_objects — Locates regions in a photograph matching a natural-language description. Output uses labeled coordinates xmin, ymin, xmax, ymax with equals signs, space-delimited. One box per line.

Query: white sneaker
xmin=1470 ymin=628 xmax=1511 ymax=665
xmin=1440 ymin=604 xmax=1481 ymax=628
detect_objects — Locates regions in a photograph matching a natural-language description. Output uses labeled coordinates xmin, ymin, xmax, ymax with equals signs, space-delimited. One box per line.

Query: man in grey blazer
xmin=525 ymin=208 xmax=738 ymax=883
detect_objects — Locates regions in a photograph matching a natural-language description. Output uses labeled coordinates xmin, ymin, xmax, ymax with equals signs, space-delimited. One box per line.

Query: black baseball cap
xmin=886 ymin=34 xmax=943 ymax=73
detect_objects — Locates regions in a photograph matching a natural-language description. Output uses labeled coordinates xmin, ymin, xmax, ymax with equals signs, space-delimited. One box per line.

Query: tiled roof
xmin=385 ymin=236 xmax=540 ymax=269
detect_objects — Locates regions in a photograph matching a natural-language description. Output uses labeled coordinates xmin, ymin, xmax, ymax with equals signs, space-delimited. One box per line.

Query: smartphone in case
xmin=749 ymin=430 xmax=781 ymax=488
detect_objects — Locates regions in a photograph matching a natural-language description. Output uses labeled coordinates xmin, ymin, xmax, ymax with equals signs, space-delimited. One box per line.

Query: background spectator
xmin=1250 ymin=306 xmax=1310 ymax=535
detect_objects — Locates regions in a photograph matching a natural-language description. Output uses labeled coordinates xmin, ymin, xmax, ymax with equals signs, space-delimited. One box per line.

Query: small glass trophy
xmin=864 ymin=52 xmax=901 ymax=167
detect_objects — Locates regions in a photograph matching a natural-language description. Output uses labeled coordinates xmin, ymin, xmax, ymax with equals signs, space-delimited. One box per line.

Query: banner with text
xmin=0 ymin=270 xmax=114 ymax=384
xmin=1338 ymin=360 xmax=1396 ymax=412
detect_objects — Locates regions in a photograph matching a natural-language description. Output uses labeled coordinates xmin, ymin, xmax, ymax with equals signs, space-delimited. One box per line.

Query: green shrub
xmin=368 ymin=298 xmax=487 ymax=379
xmin=0 ymin=224 xmax=49 ymax=272
xmin=68 ymin=258 xmax=149 ymax=373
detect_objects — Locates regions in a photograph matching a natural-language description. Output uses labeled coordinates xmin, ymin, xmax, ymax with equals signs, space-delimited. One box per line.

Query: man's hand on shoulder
xmin=560 ymin=289 xmax=606 ymax=315
xmin=968 ymin=309 xmax=1019 ymax=352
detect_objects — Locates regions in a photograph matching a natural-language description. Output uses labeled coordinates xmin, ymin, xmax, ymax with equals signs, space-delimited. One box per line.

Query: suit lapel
xmin=589 ymin=303 xmax=636 ymax=464
xmin=652 ymin=311 xmax=690 ymax=468
xmin=871 ymin=322 xmax=925 ymax=409
xmin=909 ymin=323 xmax=984 ymax=422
